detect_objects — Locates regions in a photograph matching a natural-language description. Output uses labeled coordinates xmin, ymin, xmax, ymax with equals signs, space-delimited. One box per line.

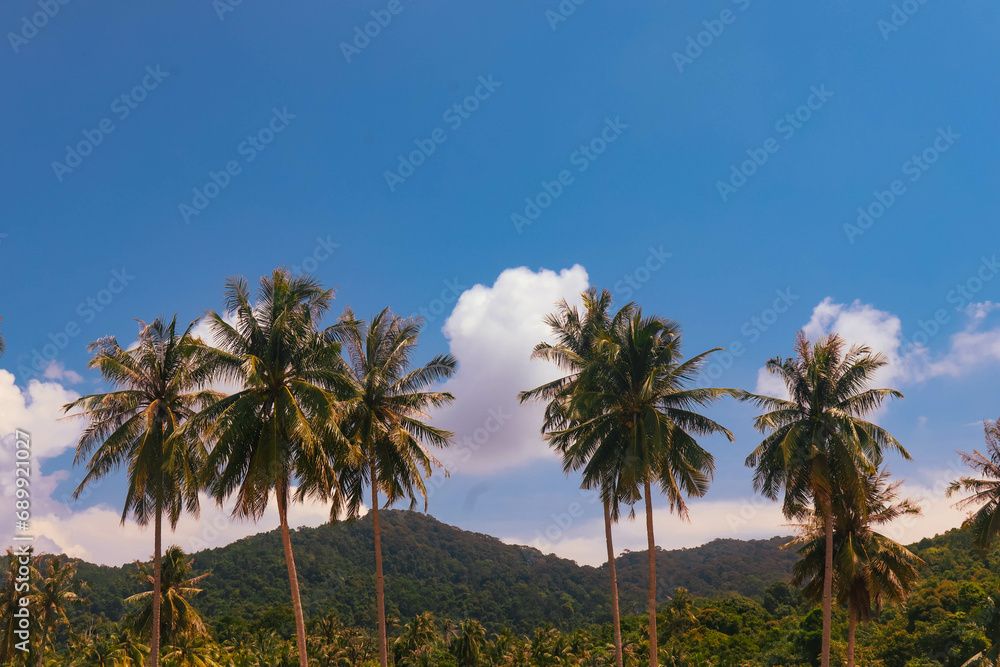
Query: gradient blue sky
xmin=2 ymin=0 xmax=1000 ymax=566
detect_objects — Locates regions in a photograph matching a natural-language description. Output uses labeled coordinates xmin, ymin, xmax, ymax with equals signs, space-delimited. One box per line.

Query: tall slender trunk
xmin=372 ymin=481 xmax=388 ymax=667
xmin=36 ymin=609 xmax=48 ymax=667
xmin=644 ymin=479 xmax=658 ymax=667
xmin=603 ymin=498 xmax=623 ymax=667
xmin=821 ymin=502 xmax=834 ymax=667
xmin=147 ymin=502 xmax=162 ymax=667
xmin=277 ymin=484 xmax=309 ymax=667
xmin=847 ymin=606 xmax=856 ymax=667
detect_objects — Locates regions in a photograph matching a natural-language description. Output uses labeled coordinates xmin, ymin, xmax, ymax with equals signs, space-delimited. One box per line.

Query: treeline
xmin=3 ymin=524 xmax=1000 ymax=665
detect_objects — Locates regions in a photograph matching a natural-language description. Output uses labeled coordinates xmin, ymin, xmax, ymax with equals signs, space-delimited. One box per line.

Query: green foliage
xmin=12 ymin=520 xmax=1000 ymax=666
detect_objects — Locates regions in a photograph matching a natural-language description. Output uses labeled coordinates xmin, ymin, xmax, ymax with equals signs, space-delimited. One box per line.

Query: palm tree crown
xmin=335 ymin=307 xmax=457 ymax=517
xmin=948 ymin=418 xmax=1000 ymax=553
xmin=65 ymin=316 xmax=217 ymax=527
xmin=125 ymin=546 xmax=210 ymax=646
xmin=742 ymin=333 xmax=910 ymax=519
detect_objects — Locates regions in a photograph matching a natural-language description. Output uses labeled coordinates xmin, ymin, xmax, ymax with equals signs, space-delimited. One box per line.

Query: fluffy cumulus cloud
xmin=801 ymin=298 xmax=907 ymax=384
xmin=756 ymin=298 xmax=1000 ymax=396
xmin=431 ymin=265 xmax=590 ymax=475
xmin=0 ymin=370 xmax=82 ymax=459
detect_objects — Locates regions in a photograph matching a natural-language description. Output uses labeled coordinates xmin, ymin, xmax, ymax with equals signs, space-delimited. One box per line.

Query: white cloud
xmin=42 ymin=361 xmax=83 ymax=384
xmin=433 ymin=265 xmax=590 ymax=475
xmin=0 ymin=370 xmax=82 ymax=459
xmin=754 ymin=367 xmax=789 ymax=400
xmin=800 ymin=298 xmax=907 ymax=385
xmin=924 ymin=302 xmax=1000 ymax=378
xmin=755 ymin=298 xmax=1000 ymax=396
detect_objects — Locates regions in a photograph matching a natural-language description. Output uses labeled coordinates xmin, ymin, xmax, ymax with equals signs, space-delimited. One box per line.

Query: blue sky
xmin=2 ymin=0 xmax=1000 ymax=566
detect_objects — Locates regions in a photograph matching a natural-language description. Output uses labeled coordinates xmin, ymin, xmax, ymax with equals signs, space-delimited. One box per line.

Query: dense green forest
xmin=5 ymin=514 xmax=1000 ymax=666
xmin=62 ymin=510 xmax=799 ymax=635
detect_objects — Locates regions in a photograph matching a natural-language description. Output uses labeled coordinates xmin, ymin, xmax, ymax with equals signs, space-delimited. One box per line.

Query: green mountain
xmin=67 ymin=509 xmax=799 ymax=634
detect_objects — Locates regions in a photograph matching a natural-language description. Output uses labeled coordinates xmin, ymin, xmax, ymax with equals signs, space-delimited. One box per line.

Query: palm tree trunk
xmin=372 ymin=481 xmax=388 ymax=667
xmin=603 ymin=498 xmax=623 ymax=667
xmin=147 ymin=501 xmax=162 ymax=667
xmin=36 ymin=609 xmax=48 ymax=667
xmin=847 ymin=605 xmax=856 ymax=667
xmin=821 ymin=502 xmax=834 ymax=667
xmin=276 ymin=485 xmax=309 ymax=667
xmin=644 ymin=479 xmax=658 ymax=667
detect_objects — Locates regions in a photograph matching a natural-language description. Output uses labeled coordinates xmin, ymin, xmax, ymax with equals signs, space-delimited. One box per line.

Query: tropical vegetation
xmin=0 ymin=273 xmax=994 ymax=666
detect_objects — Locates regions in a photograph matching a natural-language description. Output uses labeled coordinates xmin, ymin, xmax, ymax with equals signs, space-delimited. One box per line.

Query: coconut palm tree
xmin=33 ymin=556 xmax=86 ymax=667
xmin=947 ymin=420 xmax=1000 ymax=666
xmin=111 ymin=627 xmax=150 ymax=667
xmin=519 ymin=287 xmax=629 ymax=667
xmin=959 ymin=595 xmax=1000 ymax=667
xmin=394 ymin=612 xmax=439 ymax=663
xmin=125 ymin=546 xmax=210 ymax=646
xmin=948 ymin=418 xmax=1000 ymax=552
xmin=789 ymin=469 xmax=923 ymax=667
xmin=452 ymin=619 xmax=487 ymax=666
xmin=69 ymin=625 xmax=148 ymax=667
xmin=190 ymin=270 xmax=352 ymax=667
xmin=70 ymin=630 xmax=121 ymax=667
xmin=334 ymin=307 xmax=456 ymax=667
xmin=741 ymin=333 xmax=910 ymax=667
xmin=1 ymin=549 xmax=39 ymax=665
xmin=664 ymin=588 xmax=697 ymax=635
xmin=63 ymin=316 xmax=217 ymax=667
xmin=159 ymin=636 xmax=223 ymax=667
xmin=551 ymin=310 xmax=735 ymax=667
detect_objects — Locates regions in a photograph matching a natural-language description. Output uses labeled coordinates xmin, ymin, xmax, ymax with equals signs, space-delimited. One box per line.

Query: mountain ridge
xmin=60 ymin=509 xmax=799 ymax=634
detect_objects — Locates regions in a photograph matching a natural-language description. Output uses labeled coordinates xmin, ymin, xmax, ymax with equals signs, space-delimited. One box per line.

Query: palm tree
xmin=63 ymin=316 xmax=216 ymax=667
xmin=519 ymin=287 xmax=628 ymax=667
xmin=1 ymin=549 xmax=39 ymax=665
xmin=70 ymin=630 xmax=122 ymax=667
xmin=552 ymin=310 xmax=735 ymax=667
xmin=741 ymin=333 xmax=910 ymax=667
xmin=0 ymin=316 xmax=6 ymax=356
xmin=111 ymin=627 xmax=150 ymax=667
xmin=789 ymin=469 xmax=923 ymax=667
xmin=126 ymin=546 xmax=210 ymax=646
xmin=334 ymin=307 xmax=456 ymax=667
xmin=452 ymin=619 xmax=487 ymax=666
xmin=190 ymin=270 xmax=351 ymax=667
xmin=33 ymin=556 xmax=86 ymax=667
xmin=959 ymin=595 xmax=1000 ymax=667
xmin=948 ymin=418 xmax=1000 ymax=552
xmin=394 ymin=612 xmax=439 ymax=663
xmin=159 ymin=636 xmax=223 ymax=667
xmin=664 ymin=587 xmax=697 ymax=635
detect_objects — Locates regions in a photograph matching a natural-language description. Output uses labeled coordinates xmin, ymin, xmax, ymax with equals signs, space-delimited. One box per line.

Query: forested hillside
xmin=64 ymin=510 xmax=798 ymax=634
xmin=12 ymin=511 xmax=1000 ymax=665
